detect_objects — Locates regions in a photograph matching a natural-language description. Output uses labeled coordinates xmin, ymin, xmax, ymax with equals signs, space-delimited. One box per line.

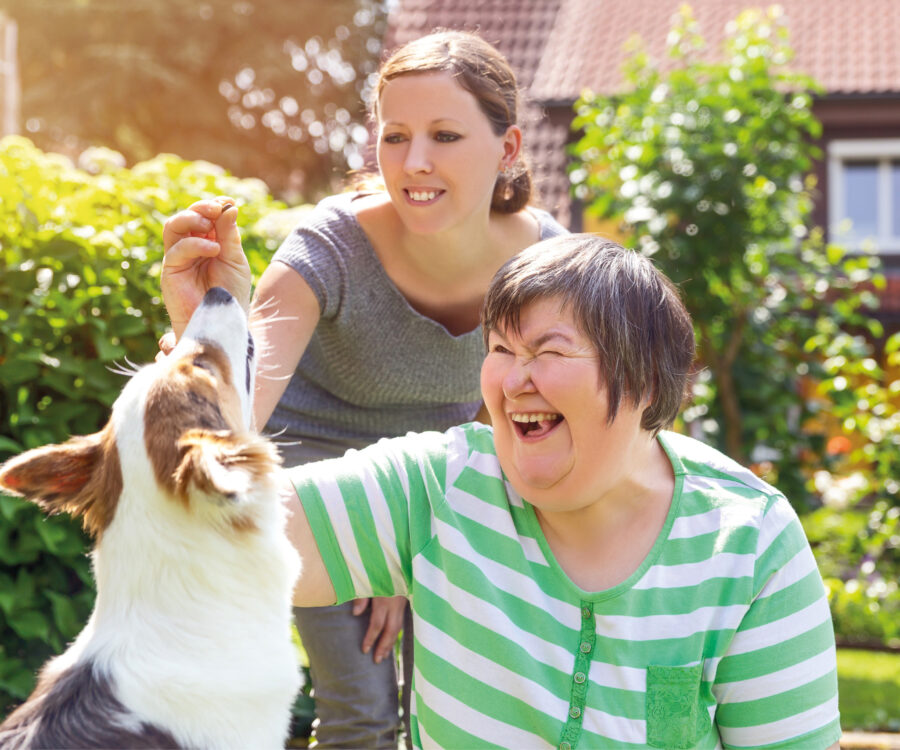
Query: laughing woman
xmin=285 ymin=234 xmax=842 ymax=750
xmin=160 ymin=31 xmax=566 ymax=749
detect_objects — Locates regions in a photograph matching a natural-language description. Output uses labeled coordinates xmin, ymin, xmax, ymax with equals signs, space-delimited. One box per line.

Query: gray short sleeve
xmin=270 ymin=196 xmax=359 ymax=320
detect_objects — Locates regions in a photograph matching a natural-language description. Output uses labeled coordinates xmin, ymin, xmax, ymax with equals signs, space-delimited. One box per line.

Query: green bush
xmin=0 ymin=136 xmax=295 ymax=716
xmin=568 ymin=5 xmax=883 ymax=504
xmin=799 ymin=330 xmax=900 ymax=648
xmin=803 ymin=503 xmax=900 ymax=648
xmin=568 ymin=5 xmax=900 ymax=648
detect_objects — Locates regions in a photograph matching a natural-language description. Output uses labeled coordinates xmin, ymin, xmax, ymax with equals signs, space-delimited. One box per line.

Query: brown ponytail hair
xmin=371 ymin=30 xmax=533 ymax=213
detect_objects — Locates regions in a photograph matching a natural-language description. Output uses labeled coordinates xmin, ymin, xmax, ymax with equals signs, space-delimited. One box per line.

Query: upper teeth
xmin=409 ymin=190 xmax=438 ymax=202
xmin=511 ymin=413 xmax=559 ymax=423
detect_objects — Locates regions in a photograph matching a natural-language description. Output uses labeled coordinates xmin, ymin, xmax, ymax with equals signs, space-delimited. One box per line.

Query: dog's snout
xmin=203 ymin=287 xmax=234 ymax=307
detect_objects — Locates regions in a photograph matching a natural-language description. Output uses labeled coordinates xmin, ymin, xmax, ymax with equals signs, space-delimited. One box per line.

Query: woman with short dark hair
xmin=286 ymin=234 xmax=841 ymax=750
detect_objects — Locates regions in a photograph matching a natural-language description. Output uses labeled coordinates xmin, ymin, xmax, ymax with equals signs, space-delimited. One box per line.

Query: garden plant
xmin=0 ymin=136 xmax=293 ymax=714
xmin=569 ymin=6 xmax=899 ymax=655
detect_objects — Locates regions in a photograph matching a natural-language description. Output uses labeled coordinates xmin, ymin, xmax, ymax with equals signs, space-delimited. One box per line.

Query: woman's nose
xmin=403 ymin=136 xmax=432 ymax=175
xmin=502 ymin=357 xmax=536 ymax=399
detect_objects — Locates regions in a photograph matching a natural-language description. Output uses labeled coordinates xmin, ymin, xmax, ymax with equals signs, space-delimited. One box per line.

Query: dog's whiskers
xmin=108 ymin=359 xmax=142 ymax=377
xmin=256 ymin=372 xmax=296 ymax=383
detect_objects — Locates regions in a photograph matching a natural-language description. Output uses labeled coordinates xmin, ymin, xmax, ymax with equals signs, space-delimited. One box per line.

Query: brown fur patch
xmin=0 ymin=424 xmax=123 ymax=538
xmin=172 ymin=429 xmax=281 ymax=532
xmin=229 ymin=514 xmax=260 ymax=534
xmin=144 ymin=343 xmax=236 ymax=503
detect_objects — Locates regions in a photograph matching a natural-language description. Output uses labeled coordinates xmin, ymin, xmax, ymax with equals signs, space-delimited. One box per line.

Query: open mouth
xmin=405 ymin=189 xmax=444 ymax=204
xmin=511 ymin=412 xmax=564 ymax=439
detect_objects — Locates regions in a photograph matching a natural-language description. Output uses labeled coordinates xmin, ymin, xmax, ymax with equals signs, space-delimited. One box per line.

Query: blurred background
xmin=1 ymin=0 xmax=390 ymax=202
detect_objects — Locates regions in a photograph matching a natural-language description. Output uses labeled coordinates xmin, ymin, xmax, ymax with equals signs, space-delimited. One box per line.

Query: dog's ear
xmin=173 ymin=429 xmax=280 ymax=507
xmin=0 ymin=426 xmax=122 ymax=537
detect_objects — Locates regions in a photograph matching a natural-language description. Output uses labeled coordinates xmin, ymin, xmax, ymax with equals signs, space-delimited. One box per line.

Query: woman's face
xmin=376 ymin=70 xmax=520 ymax=235
xmin=481 ymin=296 xmax=648 ymax=512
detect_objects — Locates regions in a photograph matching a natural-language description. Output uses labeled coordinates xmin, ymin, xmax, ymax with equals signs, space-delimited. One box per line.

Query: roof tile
xmin=530 ymin=0 xmax=900 ymax=100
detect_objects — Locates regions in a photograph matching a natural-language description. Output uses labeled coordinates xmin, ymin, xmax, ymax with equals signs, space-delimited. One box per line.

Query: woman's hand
xmin=353 ymin=596 xmax=408 ymax=664
xmin=161 ymin=197 xmax=252 ymax=340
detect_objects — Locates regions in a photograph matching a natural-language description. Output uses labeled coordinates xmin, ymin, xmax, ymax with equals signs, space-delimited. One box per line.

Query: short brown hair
xmin=482 ymin=234 xmax=696 ymax=433
xmin=371 ymin=30 xmax=533 ymax=213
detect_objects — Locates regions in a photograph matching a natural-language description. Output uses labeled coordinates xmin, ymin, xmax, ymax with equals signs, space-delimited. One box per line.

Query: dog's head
xmin=0 ymin=287 xmax=279 ymax=538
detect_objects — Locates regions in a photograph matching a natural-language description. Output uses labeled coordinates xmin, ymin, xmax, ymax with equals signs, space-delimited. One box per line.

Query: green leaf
xmin=7 ymin=610 xmax=50 ymax=642
xmin=0 ymin=661 xmax=37 ymax=700
xmin=0 ymin=436 xmax=23 ymax=455
xmin=0 ymin=361 xmax=41 ymax=386
xmin=44 ymin=591 xmax=83 ymax=639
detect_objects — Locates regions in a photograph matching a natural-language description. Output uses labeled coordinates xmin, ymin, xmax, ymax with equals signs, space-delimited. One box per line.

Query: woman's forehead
xmin=491 ymin=297 xmax=580 ymax=340
xmin=377 ymin=70 xmax=480 ymax=120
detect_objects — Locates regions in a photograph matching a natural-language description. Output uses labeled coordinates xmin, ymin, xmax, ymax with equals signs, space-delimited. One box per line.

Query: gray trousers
xmin=295 ymin=602 xmax=413 ymax=749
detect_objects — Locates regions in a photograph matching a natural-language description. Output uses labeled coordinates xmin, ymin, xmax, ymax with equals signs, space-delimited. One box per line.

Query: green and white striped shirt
xmin=294 ymin=423 xmax=840 ymax=749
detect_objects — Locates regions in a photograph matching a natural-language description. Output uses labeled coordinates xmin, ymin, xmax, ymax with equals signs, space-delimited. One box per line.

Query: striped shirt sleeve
xmin=713 ymin=494 xmax=841 ymax=749
xmin=292 ymin=431 xmax=447 ymax=604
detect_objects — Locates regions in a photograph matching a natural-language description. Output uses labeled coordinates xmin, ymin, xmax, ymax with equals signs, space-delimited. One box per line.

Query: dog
xmin=0 ymin=287 xmax=301 ymax=749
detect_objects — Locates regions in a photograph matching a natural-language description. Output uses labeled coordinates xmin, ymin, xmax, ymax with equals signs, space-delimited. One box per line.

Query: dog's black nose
xmin=203 ymin=287 xmax=234 ymax=306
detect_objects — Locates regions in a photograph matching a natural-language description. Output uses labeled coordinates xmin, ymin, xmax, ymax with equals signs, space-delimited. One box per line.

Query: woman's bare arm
xmin=248 ymin=261 xmax=321 ymax=430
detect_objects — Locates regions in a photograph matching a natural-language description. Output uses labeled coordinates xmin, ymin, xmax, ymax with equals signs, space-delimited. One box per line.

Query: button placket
xmin=558 ymin=600 xmax=596 ymax=750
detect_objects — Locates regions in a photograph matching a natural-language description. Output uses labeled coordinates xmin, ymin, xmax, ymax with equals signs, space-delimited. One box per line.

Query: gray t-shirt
xmin=266 ymin=192 xmax=568 ymax=465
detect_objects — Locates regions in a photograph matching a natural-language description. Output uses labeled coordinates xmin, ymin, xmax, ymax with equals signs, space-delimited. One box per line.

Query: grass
xmin=838 ymin=648 xmax=900 ymax=732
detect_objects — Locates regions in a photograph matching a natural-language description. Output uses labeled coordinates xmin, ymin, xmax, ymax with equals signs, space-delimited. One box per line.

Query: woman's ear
xmin=500 ymin=125 xmax=523 ymax=169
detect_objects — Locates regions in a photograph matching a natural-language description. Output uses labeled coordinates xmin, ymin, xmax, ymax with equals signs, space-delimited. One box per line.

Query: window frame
xmin=828 ymin=138 xmax=900 ymax=254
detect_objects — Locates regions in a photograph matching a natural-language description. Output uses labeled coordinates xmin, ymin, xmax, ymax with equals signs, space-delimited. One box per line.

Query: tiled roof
xmin=530 ymin=0 xmax=900 ymax=101
xmin=386 ymin=0 xmax=900 ymax=105
xmin=383 ymin=0 xmax=562 ymax=89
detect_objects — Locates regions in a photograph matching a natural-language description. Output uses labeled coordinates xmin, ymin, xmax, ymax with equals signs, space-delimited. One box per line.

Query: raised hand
xmin=161 ymin=197 xmax=252 ymax=339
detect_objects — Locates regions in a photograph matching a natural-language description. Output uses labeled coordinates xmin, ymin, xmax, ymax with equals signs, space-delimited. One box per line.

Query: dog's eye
xmin=193 ymin=358 xmax=214 ymax=374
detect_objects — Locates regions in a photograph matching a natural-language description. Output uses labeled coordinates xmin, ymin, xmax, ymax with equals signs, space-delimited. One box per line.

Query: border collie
xmin=0 ymin=287 xmax=301 ymax=749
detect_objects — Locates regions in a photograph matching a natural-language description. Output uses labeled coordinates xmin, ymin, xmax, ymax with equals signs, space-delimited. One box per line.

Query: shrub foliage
xmin=0 ymin=136 xmax=289 ymax=715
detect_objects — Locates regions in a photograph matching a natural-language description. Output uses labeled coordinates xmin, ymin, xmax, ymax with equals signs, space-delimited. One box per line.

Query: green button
xmin=574 ymin=671 xmax=586 ymax=684
xmin=560 ymin=743 xmax=572 ymax=750
xmin=580 ymin=641 xmax=592 ymax=653
xmin=581 ymin=606 xmax=592 ymax=619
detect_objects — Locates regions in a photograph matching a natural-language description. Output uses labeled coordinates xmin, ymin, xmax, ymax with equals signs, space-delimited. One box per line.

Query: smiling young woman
xmin=160 ymin=30 xmax=567 ymax=750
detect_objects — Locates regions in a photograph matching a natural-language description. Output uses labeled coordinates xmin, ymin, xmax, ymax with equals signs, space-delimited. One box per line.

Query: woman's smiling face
xmin=375 ymin=70 xmax=518 ymax=235
xmin=481 ymin=296 xmax=648 ymax=511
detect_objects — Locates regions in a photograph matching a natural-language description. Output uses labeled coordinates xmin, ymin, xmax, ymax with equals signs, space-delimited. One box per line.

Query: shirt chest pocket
xmin=645 ymin=664 xmax=712 ymax=749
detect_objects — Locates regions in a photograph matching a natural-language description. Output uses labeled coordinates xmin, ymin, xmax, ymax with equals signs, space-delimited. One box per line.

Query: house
xmin=384 ymin=0 xmax=900 ymax=328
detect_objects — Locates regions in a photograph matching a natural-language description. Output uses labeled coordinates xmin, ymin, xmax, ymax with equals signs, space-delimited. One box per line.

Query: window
xmin=828 ymin=139 xmax=900 ymax=253
xmin=828 ymin=138 xmax=900 ymax=254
